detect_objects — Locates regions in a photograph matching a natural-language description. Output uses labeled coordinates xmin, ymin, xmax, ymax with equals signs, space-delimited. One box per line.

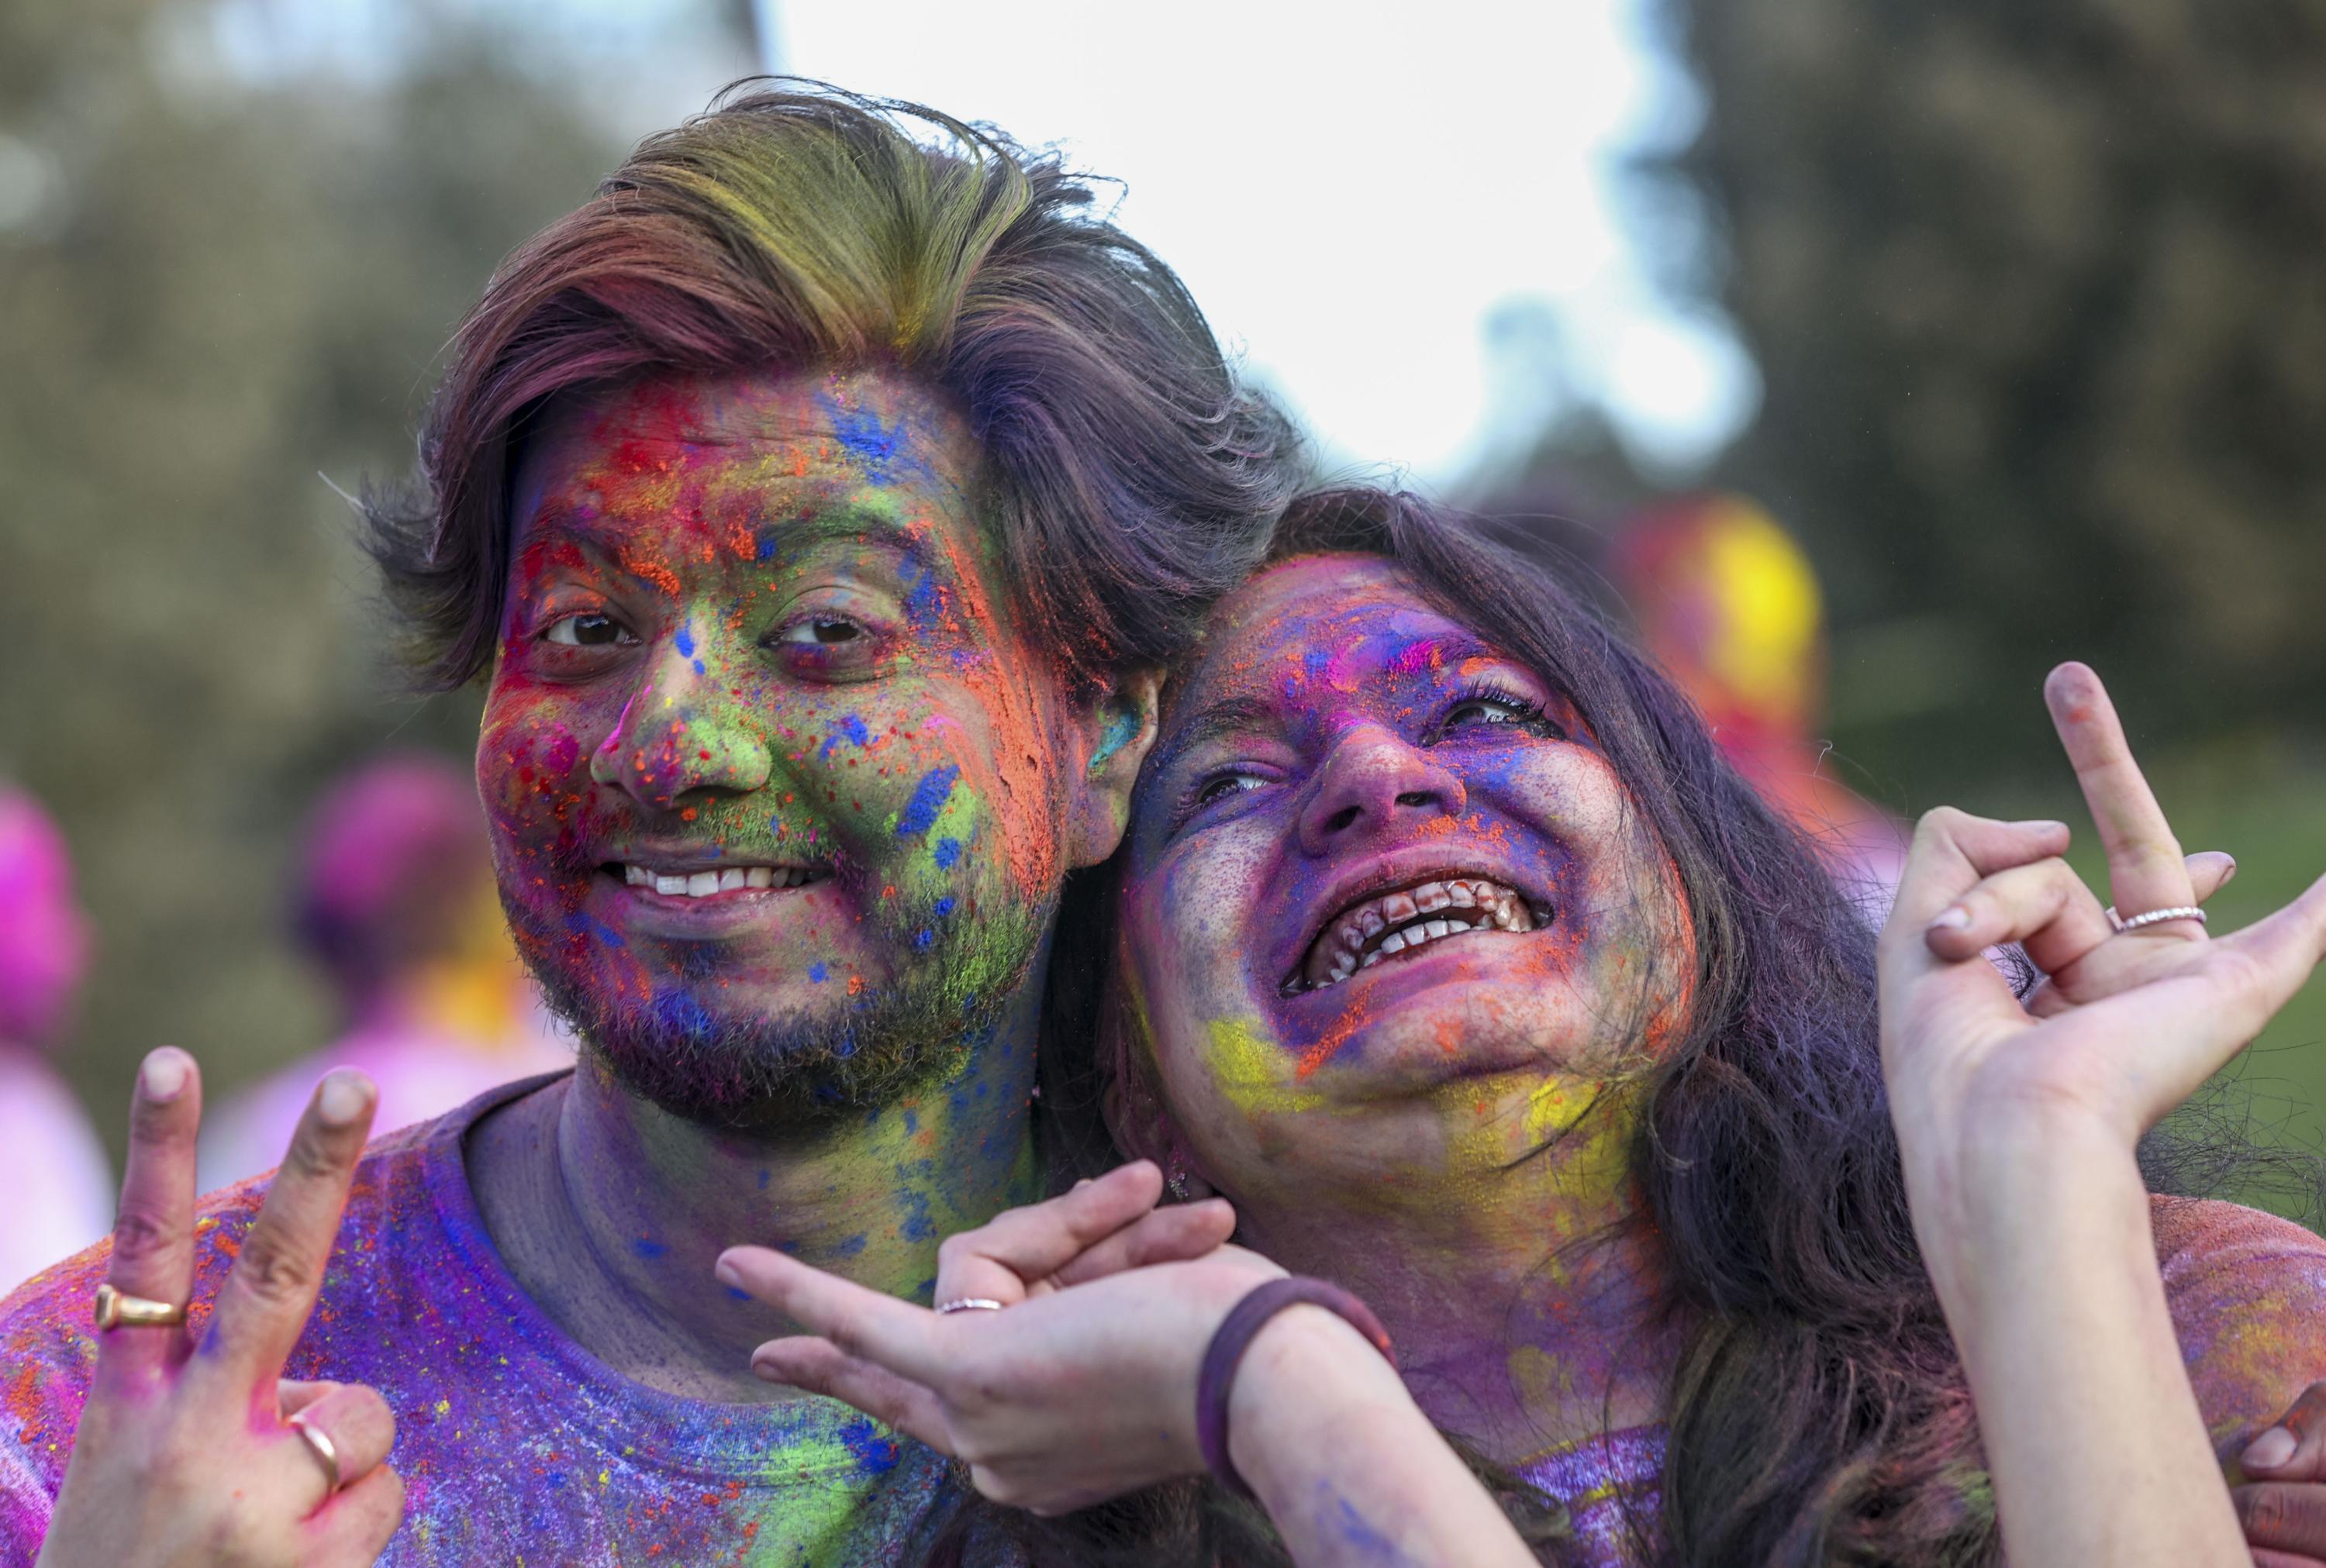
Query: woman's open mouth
xmin=1283 ymin=874 xmax=1550 ymax=995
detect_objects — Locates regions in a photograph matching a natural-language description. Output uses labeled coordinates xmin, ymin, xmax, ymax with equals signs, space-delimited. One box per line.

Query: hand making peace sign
xmin=35 ymin=1052 xmax=404 ymax=1568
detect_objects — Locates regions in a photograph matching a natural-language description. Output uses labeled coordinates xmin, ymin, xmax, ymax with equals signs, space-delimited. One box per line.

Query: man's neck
xmin=467 ymin=992 xmax=1044 ymax=1401
xmin=1231 ymin=1080 xmax=1684 ymax=1465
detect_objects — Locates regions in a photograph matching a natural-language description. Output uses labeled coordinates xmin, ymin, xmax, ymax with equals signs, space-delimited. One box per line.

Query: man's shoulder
xmin=2149 ymin=1195 xmax=2326 ymax=1448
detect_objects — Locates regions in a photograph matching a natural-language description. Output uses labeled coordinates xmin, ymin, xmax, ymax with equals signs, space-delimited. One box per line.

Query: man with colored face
xmin=0 ymin=86 xmax=1295 ymax=1566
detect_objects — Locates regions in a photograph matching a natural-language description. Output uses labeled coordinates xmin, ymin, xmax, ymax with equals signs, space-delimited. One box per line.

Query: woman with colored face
xmin=723 ymin=487 xmax=2326 ymax=1566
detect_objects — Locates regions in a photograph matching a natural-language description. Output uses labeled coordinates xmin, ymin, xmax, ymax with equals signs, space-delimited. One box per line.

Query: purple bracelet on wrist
xmin=1195 ymin=1276 xmax=1397 ymax=1500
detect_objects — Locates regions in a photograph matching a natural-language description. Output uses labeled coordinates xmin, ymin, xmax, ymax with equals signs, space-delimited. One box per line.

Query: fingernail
xmin=714 ymin=1252 xmax=744 ymax=1290
xmin=1927 ymin=906 xmax=1972 ymax=932
xmin=316 ymin=1070 xmax=371 ymax=1128
xmin=140 ymin=1048 xmax=188 ymax=1102
xmin=2015 ymin=819 xmax=2069 ymax=836
xmin=2217 ymin=854 xmax=2239 ymax=887
xmin=2246 ymin=1426 xmax=2297 ymax=1469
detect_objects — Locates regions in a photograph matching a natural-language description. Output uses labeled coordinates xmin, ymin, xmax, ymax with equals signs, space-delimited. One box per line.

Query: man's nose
xmin=1295 ymin=722 xmax=1467 ymax=856
xmin=588 ymin=639 xmax=772 ymax=814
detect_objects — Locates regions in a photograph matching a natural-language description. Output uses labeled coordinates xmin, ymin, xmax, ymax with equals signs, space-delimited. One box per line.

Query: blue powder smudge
xmin=651 ymin=989 xmax=718 ymax=1040
xmin=633 ymin=1239 xmax=668 ymax=1260
xmin=564 ymin=912 xmax=627 ymax=949
xmin=899 ymin=557 xmax=941 ymax=621
xmin=932 ymin=836 xmax=961 ymax=869
xmin=896 ymin=765 xmax=960 ymax=837
xmin=934 ymin=896 xmax=954 ymax=918
xmin=902 ymin=1109 xmax=919 ymax=1135
xmin=809 ymin=961 xmax=828 ymax=983
xmin=914 ymin=929 xmax=935 ymax=949
xmin=819 ymin=392 xmax=910 ymax=484
xmin=897 ymin=1190 xmax=937 ymax=1242
xmin=837 ymin=1416 xmax=902 ymax=1474
xmin=833 ymin=1232 xmax=868 ymax=1257
xmin=820 ymin=712 xmax=871 ymax=759
xmin=724 ymin=1285 xmax=754 ymax=1303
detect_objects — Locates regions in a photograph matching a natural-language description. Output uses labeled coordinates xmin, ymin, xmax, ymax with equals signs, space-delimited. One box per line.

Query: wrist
xmin=1224 ymin=1305 xmax=1416 ymax=1501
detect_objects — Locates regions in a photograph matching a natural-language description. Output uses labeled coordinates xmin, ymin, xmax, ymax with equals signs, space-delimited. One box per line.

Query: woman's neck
xmin=1226 ymin=1075 xmax=1684 ymax=1464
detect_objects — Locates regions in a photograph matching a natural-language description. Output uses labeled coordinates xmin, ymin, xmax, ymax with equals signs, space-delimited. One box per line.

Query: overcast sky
xmin=189 ymin=0 xmax=1758 ymax=487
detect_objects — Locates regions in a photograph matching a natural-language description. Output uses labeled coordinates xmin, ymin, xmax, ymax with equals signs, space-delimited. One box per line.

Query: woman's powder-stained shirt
xmin=0 ymin=1076 xmax=1017 ymax=1567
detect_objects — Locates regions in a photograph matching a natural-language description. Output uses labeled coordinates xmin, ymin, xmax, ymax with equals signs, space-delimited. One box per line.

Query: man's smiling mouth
xmin=1286 ymin=875 xmax=1551 ymax=995
xmin=605 ymin=860 xmax=832 ymax=898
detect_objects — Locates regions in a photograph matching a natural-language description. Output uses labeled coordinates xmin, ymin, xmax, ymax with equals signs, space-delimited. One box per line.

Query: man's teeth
xmin=621 ymin=864 xmax=813 ymax=897
xmin=1299 ymin=877 xmax=1542 ymax=993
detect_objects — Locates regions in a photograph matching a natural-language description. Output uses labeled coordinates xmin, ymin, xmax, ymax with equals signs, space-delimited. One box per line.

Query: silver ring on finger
xmin=935 ymin=1297 xmax=1007 ymax=1315
xmin=288 ymin=1411 xmax=343 ymax=1492
xmin=2114 ymin=905 xmax=2207 ymax=933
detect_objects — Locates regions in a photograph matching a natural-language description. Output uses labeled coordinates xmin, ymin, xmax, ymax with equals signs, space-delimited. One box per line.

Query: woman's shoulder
xmin=2150 ymin=1195 xmax=2326 ymax=1450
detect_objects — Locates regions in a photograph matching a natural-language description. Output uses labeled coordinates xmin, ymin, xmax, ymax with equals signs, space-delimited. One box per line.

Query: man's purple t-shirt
xmin=0 ymin=1075 xmax=1019 ymax=1566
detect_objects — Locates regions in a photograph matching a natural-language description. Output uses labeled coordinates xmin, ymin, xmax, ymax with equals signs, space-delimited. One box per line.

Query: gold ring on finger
xmin=2114 ymin=905 xmax=2207 ymax=933
xmin=92 ymin=1283 xmax=187 ymax=1332
xmin=288 ymin=1412 xmax=343 ymax=1492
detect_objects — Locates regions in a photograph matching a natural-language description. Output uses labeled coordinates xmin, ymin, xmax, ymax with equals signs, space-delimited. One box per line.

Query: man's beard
xmin=515 ymin=887 xmax=1050 ymax=1132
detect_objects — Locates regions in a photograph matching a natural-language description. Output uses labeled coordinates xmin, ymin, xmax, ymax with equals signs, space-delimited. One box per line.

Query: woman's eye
xmin=543 ymin=612 xmax=632 ymax=648
xmin=1193 ymin=772 xmax=1267 ymax=808
xmin=1437 ymin=694 xmax=1563 ymax=739
xmin=779 ymin=616 xmax=866 ymax=646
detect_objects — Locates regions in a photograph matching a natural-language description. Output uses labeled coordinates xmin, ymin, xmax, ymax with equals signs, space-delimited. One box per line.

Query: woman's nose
xmin=588 ymin=640 xmax=772 ymax=815
xmin=1295 ymin=723 xmax=1466 ymax=856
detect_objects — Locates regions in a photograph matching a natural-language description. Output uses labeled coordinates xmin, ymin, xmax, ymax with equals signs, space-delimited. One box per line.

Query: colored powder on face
xmin=1205 ymin=1017 xmax=1328 ymax=1116
xmin=933 ymin=838 xmax=962 ymax=870
xmin=818 ymin=391 xmax=910 ymax=484
xmin=809 ymin=963 xmax=829 ymax=983
xmin=894 ymin=767 xmax=961 ymax=838
xmin=564 ymin=912 xmax=627 ymax=949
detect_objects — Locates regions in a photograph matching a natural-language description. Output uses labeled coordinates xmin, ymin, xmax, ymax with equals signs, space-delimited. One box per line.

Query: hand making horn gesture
xmin=1880 ymin=660 xmax=2324 ymax=1184
xmin=36 ymin=1050 xmax=404 ymax=1568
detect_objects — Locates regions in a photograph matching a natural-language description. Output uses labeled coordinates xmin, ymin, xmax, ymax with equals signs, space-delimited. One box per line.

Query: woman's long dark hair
xmin=951 ymin=486 xmax=2300 ymax=1566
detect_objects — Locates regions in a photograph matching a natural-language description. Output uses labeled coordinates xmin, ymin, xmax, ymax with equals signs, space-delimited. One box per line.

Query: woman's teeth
xmin=1295 ymin=877 xmax=1544 ymax=993
xmin=620 ymin=864 xmax=817 ymax=897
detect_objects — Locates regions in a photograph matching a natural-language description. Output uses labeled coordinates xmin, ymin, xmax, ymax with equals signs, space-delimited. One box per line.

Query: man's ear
xmin=1064 ymin=665 xmax=1163 ymax=869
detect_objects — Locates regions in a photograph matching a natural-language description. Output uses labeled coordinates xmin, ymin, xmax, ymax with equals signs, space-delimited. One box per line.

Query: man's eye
xmin=543 ymin=612 xmax=632 ymax=647
xmin=779 ymin=616 xmax=866 ymax=646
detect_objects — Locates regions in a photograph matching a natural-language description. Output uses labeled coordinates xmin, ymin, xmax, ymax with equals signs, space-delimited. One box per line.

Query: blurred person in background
xmin=196 ymin=754 xmax=568 ymax=1191
xmin=1611 ymin=492 xmax=1908 ymax=916
xmin=0 ymin=789 xmax=111 ymax=1294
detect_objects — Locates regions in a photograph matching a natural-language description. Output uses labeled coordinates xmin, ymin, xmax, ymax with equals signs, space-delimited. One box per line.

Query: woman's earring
xmin=1164 ymin=1159 xmax=1192 ymax=1201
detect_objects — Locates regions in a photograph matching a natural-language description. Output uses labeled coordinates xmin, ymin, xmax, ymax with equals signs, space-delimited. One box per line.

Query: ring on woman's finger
xmin=2113 ymin=905 xmax=2207 ymax=933
xmin=287 ymin=1411 xmax=342 ymax=1492
xmin=935 ymin=1297 xmax=1007 ymax=1315
xmin=92 ymin=1283 xmax=187 ymax=1332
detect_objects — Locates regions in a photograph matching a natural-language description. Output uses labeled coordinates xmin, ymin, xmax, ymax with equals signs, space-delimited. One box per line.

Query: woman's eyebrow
xmin=1153 ymin=694 xmax=1279 ymax=772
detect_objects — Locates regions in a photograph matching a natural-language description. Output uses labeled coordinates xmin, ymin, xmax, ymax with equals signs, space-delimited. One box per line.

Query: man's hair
xmin=364 ymin=80 xmax=1300 ymax=688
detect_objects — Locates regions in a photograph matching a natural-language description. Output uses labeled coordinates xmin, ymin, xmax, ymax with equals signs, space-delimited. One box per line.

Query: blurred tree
xmin=0 ymin=0 xmax=723 ymax=1160
xmin=1638 ymin=0 xmax=2326 ymax=791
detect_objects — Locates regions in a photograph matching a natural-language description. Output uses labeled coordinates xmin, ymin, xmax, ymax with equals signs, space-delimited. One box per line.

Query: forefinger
xmin=185 ymin=1070 xmax=377 ymax=1398
xmin=2045 ymin=663 xmax=2198 ymax=925
xmin=716 ymin=1246 xmax=948 ymax=1386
